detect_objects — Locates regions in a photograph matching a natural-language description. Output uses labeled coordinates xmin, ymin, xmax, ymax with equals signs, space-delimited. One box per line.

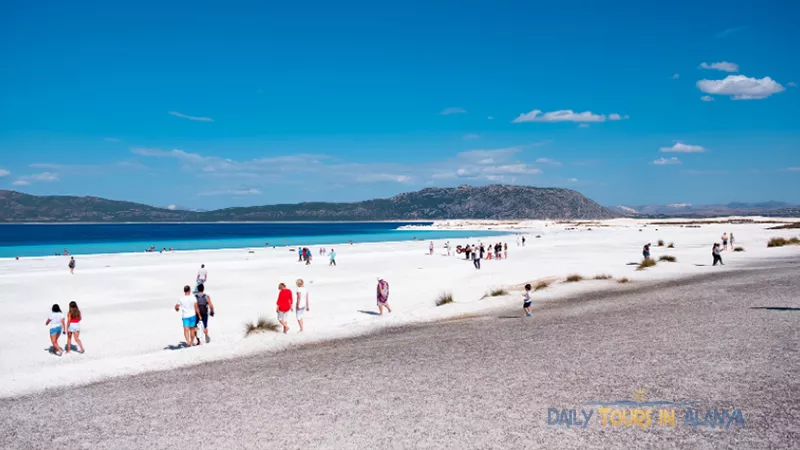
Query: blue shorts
xmin=182 ymin=316 xmax=197 ymax=328
xmin=50 ymin=326 xmax=62 ymax=336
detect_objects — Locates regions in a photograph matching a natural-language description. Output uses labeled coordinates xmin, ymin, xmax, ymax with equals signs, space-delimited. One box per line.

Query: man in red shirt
xmin=276 ymin=283 xmax=294 ymax=334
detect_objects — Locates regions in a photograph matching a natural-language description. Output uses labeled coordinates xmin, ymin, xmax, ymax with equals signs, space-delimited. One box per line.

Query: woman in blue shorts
xmin=45 ymin=304 xmax=66 ymax=356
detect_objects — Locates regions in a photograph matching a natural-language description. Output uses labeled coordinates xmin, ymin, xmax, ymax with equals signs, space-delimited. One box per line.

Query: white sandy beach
xmin=2 ymin=218 xmax=799 ymax=398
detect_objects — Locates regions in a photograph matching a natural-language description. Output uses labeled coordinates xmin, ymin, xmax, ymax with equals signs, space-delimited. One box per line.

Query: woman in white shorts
xmin=295 ymin=279 xmax=310 ymax=332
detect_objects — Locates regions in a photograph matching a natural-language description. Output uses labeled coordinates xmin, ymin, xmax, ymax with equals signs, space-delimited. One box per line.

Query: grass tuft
xmin=435 ymin=291 xmax=454 ymax=306
xmin=733 ymin=246 xmax=745 ymax=252
xmin=657 ymin=239 xmax=665 ymax=247
xmin=594 ymin=274 xmax=613 ymax=280
xmin=564 ymin=274 xmax=584 ymax=283
xmin=767 ymin=237 xmax=800 ymax=247
xmin=534 ymin=280 xmax=551 ymax=291
xmin=617 ymin=277 xmax=631 ymax=284
xmin=244 ymin=317 xmax=280 ymax=337
xmin=658 ymin=255 xmax=677 ymax=262
xmin=667 ymin=242 xmax=675 ymax=248
xmin=637 ymin=258 xmax=657 ymax=270
xmin=489 ymin=288 xmax=508 ymax=297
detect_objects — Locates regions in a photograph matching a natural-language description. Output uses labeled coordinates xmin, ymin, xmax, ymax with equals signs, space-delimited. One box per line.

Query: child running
xmin=295 ymin=279 xmax=310 ymax=332
xmin=276 ymin=283 xmax=294 ymax=334
xmin=66 ymin=301 xmax=85 ymax=354
xmin=523 ymin=284 xmax=533 ymax=317
xmin=46 ymin=304 xmax=66 ymax=356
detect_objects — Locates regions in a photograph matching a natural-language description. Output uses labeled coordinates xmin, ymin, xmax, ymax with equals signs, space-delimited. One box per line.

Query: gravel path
xmin=2 ymin=261 xmax=799 ymax=449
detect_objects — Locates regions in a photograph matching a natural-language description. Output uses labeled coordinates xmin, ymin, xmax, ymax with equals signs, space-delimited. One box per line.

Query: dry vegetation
xmin=594 ymin=274 xmax=613 ymax=280
xmin=637 ymin=259 xmax=657 ymax=270
xmin=435 ymin=291 xmax=454 ymax=306
xmin=658 ymin=255 xmax=677 ymax=262
xmin=534 ymin=280 xmax=551 ymax=291
xmin=733 ymin=246 xmax=745 ymax=252
xmin=767 ymin=237 xmax=800 ymax=247
xmin=617 ymin=277 xmax=631 ymax=284
xmin=244 ymin=317 xmax=280 ymax=337
xmin=564 ymin=274 xmax=584 ymax=283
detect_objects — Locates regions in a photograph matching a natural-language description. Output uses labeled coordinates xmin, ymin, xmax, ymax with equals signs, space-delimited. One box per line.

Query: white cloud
xmin=789 ymin=82 xmax=798 ymax=87
xmin=659 ymin=142 xmax=706 ymax=153
xmin=487 ymin=116 xmax=494 ymax=120
xmin=11 ymin=180 xmax=30 ymax=186
xmin=355 ymin=173 xmax=413 ymax=183
xmin=788 ymin=167 xmax=800 ymax=172
xmin=700 ymin=95 xmax=714 ymax=102
xmin=13 ymin=172 xmax=59 ymax=185
xmin=673 ymin=74 xmax=680 ymax=79
xmin=714 ymin=26 xmax=747 ymax=39
xmin=699 ymin=61 xmax=739 ymax=73
xmin=440 ymin=107 xmax=466 ymax=115
xmin=198 ymin=188 xmax=262 ymax=196
xmin=512 ymin=109 xmax=626 ymax=123
xmin=697 ymin=75 xmax=785 ymax=100
xmin=168 ymin=111 xmax=214 ymax=122
xmin=462 ymin=134 xmax=481 ymax=140
xmin=167 ymin=205 xmax=177 ymax=210
xmin=579 ymin=124 xmax=590 ymax=128
xmin=653 ymin=157 xmax=681 ymax=165
xmin=0 ymin=169 xmax=9 ymax=177
xmin=536 ymin=158 xmax=562 ymax=166
xmin=568 ymin=178 xmax=578 ymax=182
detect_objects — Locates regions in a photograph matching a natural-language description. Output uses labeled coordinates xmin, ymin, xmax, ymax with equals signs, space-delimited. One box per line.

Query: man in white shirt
xmin=195 ymin=264 xmax=208 ymax=292
xmin=175 ymin=285 xmax=200 ymax=347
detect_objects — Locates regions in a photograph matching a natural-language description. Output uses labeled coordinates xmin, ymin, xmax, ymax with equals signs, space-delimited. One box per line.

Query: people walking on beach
xmin=376 ymin=278 xmax=392 ymax=315
xmin=46 ymin=304 xmax=66 ymax=356
xmin=721 ymin=233 xmax=729 ymax=250
xmin=464 ymin=245 xmax=472 ymax=260
xmin=66 ymin=301 xmax=84 ymax=354
xmin=68 ymin=257 xmax=76 ymax=274
xmin=523 ymin=284 xmax=532 ymax=317
xmin=472 ymin=247 xmax=481 ymax=269
xmin=522 ymin=236 xmax=526 ymax=246
xmin=295 ymin=279 xmax=309 ymax=332
xmin=329 ymin=249 xmax=337 ymax=266
xmin=504 ymin=242 xmax=508 ymax=259
xmin=730 ymin=233 xmax=735 ymax=248
xmin=429 ymin=241 xmax=434 ymax=256
xmin=479 ymin=244 xmax=485 ymax=260
xmin=642 ymin=243 xmax=651 ymax=260
xmin=298 ymin=247 xmax=303 ymax=262
xmin=276 ymin=283 xmax=293 ymax=334
xmin=712 ymin=243 xmax=724 ymax=266
xmin=516 ymin=237 xmax=520 ymax=247
xmin=445 ymin=241 xmax=451 ymax=256
xmin=495 ymin=243 xmax=502 ymax=259
xmin=175 ymin=285 xmax=200 ymax=347
xmin=195 ymin=284 xmax=215 ymax=344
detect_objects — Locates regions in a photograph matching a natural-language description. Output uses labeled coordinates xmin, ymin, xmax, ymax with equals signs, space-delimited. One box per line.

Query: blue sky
xmin=1 ymin=0 xmax=798 ymax=209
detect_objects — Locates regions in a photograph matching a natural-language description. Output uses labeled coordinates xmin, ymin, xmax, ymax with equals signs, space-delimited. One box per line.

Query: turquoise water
xmin=0 ymin=224 xmax=507 ymax=258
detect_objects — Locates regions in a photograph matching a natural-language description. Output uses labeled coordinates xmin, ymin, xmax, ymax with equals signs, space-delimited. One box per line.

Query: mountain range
xmin=0 ymin=185 xmax=618 ymax=222
xmin=609 ymin=202 xmax=800 ymax=218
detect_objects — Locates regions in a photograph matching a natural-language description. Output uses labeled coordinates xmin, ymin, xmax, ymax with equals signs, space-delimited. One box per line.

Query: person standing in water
xmin=276 ymin=283 xmax=293 ymax=334
xmin=68 ymin=257 xmax=76 ymax=274
xmin=712 ymin=243 xmax=724 ymax=266
xmin=46 ymin=304 xmax=66 ymax=356
xmin=195 ymin=284 xmax=215 ymax=344
xmin=66 ymin=301 xmax=85 ymax=354
xmin=295 ymin=279 xmax=309 ymax=332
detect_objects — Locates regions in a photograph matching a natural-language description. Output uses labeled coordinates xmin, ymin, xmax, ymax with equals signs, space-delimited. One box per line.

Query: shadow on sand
xmin=357 ymin=310 xmax=381 ymax=316
xmin=163 ymin=343 xmax=190 ymax=351
xmin=750 ymin=307 xmax=800 ymax=312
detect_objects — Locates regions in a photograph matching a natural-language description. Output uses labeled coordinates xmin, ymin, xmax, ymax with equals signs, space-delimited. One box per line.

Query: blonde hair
xmin=296 ymin=279 xmax=304 ymax=287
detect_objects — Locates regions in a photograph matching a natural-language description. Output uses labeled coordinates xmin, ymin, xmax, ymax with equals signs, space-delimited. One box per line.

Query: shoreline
xmin=1 ymin=219 xmax=799 ymax=398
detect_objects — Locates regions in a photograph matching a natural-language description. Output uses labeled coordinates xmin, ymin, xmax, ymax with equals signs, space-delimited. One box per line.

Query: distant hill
xmin=609 ymin=201 xmax=800 ymax=218
xmin=0 ymin=185 xmax=618 ymax=222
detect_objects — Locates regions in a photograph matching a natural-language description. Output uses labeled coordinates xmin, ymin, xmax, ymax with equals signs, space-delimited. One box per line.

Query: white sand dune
xmin=1 ymin=219 xmax=799 ymax=398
